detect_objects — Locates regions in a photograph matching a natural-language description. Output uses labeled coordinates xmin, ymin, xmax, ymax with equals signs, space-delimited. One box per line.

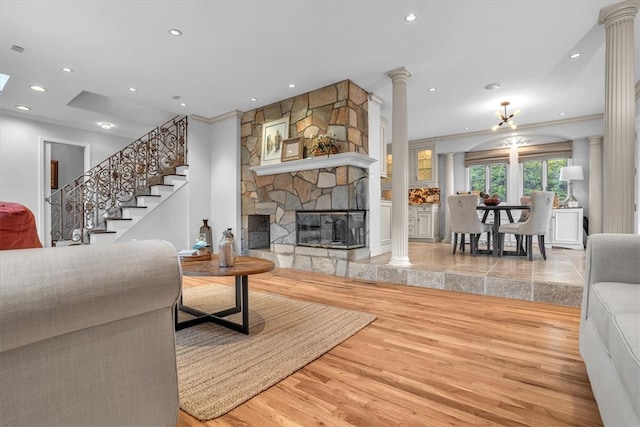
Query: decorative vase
xmin=218 ymin=228 xmax=236 ymax=268
xmin=199 ymin=219 xmax=213 ymax=249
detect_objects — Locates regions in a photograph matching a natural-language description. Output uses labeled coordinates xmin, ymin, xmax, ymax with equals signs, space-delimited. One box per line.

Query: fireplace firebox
xmin=296 ymin=210 xmax=365 ymax=249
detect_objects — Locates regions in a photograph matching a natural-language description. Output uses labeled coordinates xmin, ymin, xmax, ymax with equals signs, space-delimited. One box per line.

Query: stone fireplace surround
xmin=241 ymin=80 xmax=371 ymax=276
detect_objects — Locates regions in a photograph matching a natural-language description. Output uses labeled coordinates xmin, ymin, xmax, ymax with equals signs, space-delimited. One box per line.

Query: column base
xmin=388 ymin=257 xmax=412 ymax=267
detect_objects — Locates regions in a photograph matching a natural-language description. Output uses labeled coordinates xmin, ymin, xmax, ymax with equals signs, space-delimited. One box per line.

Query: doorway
xmin=42 ymin=139 xmax=90 ymax=246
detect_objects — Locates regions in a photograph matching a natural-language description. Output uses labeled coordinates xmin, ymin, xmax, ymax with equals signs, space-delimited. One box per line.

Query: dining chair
xmin=498 ymin=191 xmax=554 ymax=261
xmin=447 ymin=194 xmax=492 ymax=256
xmin=518 ymin=196 xmax=531 ymax=222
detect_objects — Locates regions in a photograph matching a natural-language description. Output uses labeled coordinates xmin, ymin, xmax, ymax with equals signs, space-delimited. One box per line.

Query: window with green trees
xmin=469 ymin=164 xmax=507 ymax=198
xmin=522 ymin=158 xmax=567 ymax=199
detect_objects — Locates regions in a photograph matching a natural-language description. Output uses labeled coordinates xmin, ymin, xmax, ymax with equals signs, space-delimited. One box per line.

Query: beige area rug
xmin=175 ymin=284 xmax=376 ymax=421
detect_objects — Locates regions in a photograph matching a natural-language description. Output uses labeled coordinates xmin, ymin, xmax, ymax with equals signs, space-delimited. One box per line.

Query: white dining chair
xmin=498 ymin=191 xmax=554 ymax=261
xmin=447 ymin=194 xmax=493 ymax=256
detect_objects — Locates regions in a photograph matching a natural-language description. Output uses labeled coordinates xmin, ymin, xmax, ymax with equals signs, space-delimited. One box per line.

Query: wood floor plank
xmin=176 ymin=268 xmax=602 ymax=426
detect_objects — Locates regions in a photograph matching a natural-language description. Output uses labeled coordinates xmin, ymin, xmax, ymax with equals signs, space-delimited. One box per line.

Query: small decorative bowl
xmin=482 ymin=197 xmax=502 ymax=206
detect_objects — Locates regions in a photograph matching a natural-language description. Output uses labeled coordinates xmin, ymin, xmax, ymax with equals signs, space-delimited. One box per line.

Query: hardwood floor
xmin=177 ymin=268 xmax=601 ymax=427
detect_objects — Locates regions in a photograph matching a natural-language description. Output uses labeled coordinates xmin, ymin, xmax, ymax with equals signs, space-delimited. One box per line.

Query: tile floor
xmin=348 ymin=241 xmax=587 ymax=306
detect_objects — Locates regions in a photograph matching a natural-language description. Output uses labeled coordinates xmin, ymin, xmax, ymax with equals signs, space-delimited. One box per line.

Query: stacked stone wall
xmin=241 ymin=80 xmax=369 ymax=245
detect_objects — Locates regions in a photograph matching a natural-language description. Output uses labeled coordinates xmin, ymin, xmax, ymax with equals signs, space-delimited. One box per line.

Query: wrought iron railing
xmin=48 ymin=116 xmax=188 ymax=244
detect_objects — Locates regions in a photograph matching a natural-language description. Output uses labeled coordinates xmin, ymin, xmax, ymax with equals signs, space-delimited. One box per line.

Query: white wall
xmin=0 ymin=112 xmax=132 ymax=241
xmin=186 ymin=118 xmax=213 ymax=247
xmin=368 ymin=95 xmax=384 ymax=256
xmin=209 ymin=112 xmax=242 ymax=250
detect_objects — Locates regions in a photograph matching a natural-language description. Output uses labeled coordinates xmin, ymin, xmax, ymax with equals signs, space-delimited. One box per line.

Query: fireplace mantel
xmin=249 ymin=152 xmax=376 ymax=176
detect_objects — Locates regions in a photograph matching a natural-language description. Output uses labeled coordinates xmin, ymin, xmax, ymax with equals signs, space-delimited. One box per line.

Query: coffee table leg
xmin=175 ymin=275 xmax=250 ymax=334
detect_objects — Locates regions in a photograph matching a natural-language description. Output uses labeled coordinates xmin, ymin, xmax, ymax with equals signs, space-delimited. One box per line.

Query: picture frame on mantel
xmin=260 ymin=117 xmax=289 ymax=166
xmin=281 ymin=137 xmax=303 ymax=162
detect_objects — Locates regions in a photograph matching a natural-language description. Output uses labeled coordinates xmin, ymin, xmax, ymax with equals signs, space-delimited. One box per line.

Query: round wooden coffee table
xmin=177 ymin=255 xmax=275 ymax=334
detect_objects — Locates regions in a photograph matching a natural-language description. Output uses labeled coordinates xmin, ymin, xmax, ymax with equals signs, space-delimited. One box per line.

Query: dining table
xmin=476 ymin=204 xmax=530 ymax=256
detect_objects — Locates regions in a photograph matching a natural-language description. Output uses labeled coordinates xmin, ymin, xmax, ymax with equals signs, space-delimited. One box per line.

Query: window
xmin=469 ymin=163 xmax=507 ymax=198
xmin=522 ymin=158 xmax=567 ymax=199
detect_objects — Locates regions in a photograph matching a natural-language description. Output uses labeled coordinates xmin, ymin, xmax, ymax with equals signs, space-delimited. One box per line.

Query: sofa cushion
xmin=609 ymin=313 xmax=640 ymax=420
xmin=589 ymin=282 xmax=640 ymax=354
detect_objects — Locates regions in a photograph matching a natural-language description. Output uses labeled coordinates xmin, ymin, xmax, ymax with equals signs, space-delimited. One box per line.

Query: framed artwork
xmin=260 ymin=117 xmax=289 ymax=166
xmin=281 ymin=137 xmax=303 ymax=162
xmin=50 ymin=160 xmax=59 ymax=189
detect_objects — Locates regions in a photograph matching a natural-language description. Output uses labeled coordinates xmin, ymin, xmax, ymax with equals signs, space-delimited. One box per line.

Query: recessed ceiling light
xmin=11 ymin=45 xmax=24 ymax=53
xmin=484 ymin=83 xmax=502 ymax=90
xmin=169 ymin=28 xmax=182 ymax=36
xmin=171 ymin=95 xmax=181 ymax=100
xmin=569 ymin=52 xmax=581 ymax=59
xmin=559 ymin=112 xmax=566 ymax=116
xmin=288 ymin=83 xmax=296 ymax=88
xmin=405 ymin=13 xmax=417 ymax=22
xmin=61 ymin=67 xmax=73 ymax=73
xmin=464 ymin=127 xmax=470 ymax=130
xmin=99 ymin=122 xmax=113 ymax=130
xmin=180 ymin=102 xmax=187 ymax=107
xmin=30 ymin=85 xmax=46 ymax=92
xmin=15 ymin=105 xmax=31 ymax=111
xmin=129 ymin=87 xmax=137 ymax=92
xmin=250 ymin=97 xmax=258 ymax=102
xmin=428 ymin=87 xmax=437 ymax=92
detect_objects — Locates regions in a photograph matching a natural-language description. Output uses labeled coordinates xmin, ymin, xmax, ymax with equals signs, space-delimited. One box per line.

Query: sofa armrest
xmin=586 ymin=234 xmax=640 ymax=286
xmin=0 ymin=239 xmax=181 ymax=352
xmin=582 ymin=234 xmax=640 ymax=317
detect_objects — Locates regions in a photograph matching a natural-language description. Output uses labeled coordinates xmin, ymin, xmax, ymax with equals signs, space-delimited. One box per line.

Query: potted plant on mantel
xmin=309 ymin=132 xmax=339 ymax=157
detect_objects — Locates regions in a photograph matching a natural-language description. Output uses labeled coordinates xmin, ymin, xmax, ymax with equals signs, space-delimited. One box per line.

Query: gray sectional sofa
xmin=580 ymin=233 xmax=640 ymax=426
xmin=0 ymin=240 xmax=182 ymax=426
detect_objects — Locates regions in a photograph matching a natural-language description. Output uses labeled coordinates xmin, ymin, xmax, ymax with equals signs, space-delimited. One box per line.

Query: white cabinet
xmin=410 ymin=142 xmax=436 ymax=186
xmin=411 ymin=205 xmax=440 ymax=242
xmin=381 ymin=141 xmax=438 ymax=189
xmin=408 ymin=205 xmax=416 ymax=237
xmin=380 ymin=200 xmax=392 ymax=244
xmin=551 ymin=208 xmax=584 ymax=250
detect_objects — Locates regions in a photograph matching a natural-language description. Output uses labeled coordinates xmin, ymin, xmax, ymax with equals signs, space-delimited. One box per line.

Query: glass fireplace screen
xmin=296 ymin=210 xmax=366 ymax=249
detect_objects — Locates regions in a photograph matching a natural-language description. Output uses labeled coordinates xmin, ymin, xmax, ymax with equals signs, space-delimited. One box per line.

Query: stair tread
xmin=151 ymin=183 xmax=174 ymax=187
xmin=105 ymin=217 xmax=133 ymax=221
xmin=90 ymin=230 xmax=117 ymax=234
xmin=122 ymin=206 xmax=148 ymax=209
xmin=136 ymin=194 xmax=162 ymax=198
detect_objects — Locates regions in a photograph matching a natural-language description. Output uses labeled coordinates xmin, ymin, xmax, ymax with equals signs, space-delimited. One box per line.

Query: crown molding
xmin=190 ymin=110 xmax=243 ymax=124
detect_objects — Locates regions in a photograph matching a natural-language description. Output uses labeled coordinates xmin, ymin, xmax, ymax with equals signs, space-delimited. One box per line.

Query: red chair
xmin=0 ymin=201 xmax=43 ymax=250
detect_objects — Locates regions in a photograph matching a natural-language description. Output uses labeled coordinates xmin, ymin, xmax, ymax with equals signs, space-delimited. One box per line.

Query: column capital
xmin=445 ymin=152 xmax=455 ymax=159
xmin=386 ymin=67 xmax=412 ymax=81
xmin=368 ymin=92 xmax=384 ymax=106
xmin=599 ymin=0 xmax=639 ymax=25
xmin=588 ymin=135 xmax=603 ymax=145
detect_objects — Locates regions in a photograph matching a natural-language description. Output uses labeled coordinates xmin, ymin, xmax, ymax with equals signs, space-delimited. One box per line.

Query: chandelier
xmin=492 ymin=101 xmax=520 ymax=131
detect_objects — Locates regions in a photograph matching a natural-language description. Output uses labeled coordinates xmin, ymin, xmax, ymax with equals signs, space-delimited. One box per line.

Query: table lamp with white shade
xmin=559 ymin=165 xmax=584 ymax=208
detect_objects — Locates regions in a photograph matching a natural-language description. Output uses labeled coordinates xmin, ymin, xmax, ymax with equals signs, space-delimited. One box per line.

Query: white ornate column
xmin=387 ymin=67 xmax=412 ymax=266
xmin=599 ymin=0 xmax=639 ymax=233
xmin=442 ymin=153 xmax=454 ymax=243
xmin=588 ymin=135 xmax=604 ymax=234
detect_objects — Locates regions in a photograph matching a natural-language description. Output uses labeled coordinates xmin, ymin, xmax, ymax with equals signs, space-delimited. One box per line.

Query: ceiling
xmin=1 ymin=0 xmax=638 ymax=142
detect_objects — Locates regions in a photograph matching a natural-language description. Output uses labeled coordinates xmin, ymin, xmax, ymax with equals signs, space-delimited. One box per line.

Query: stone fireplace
xmin=247 ymin=214 xmax=270 ymax=249
xmin=240 ymin=80 xmax=371 ymax=276
xmin=296 ymin=210 xmax=366 ymax=249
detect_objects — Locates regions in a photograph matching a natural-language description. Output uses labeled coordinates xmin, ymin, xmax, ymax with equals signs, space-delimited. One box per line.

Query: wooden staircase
xmin=89 ymin=166 xmax=188 ymax=244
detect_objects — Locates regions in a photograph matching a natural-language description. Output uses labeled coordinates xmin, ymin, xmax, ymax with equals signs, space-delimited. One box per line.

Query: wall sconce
xmin=559 ymin=165 xmax=584 ymax=208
